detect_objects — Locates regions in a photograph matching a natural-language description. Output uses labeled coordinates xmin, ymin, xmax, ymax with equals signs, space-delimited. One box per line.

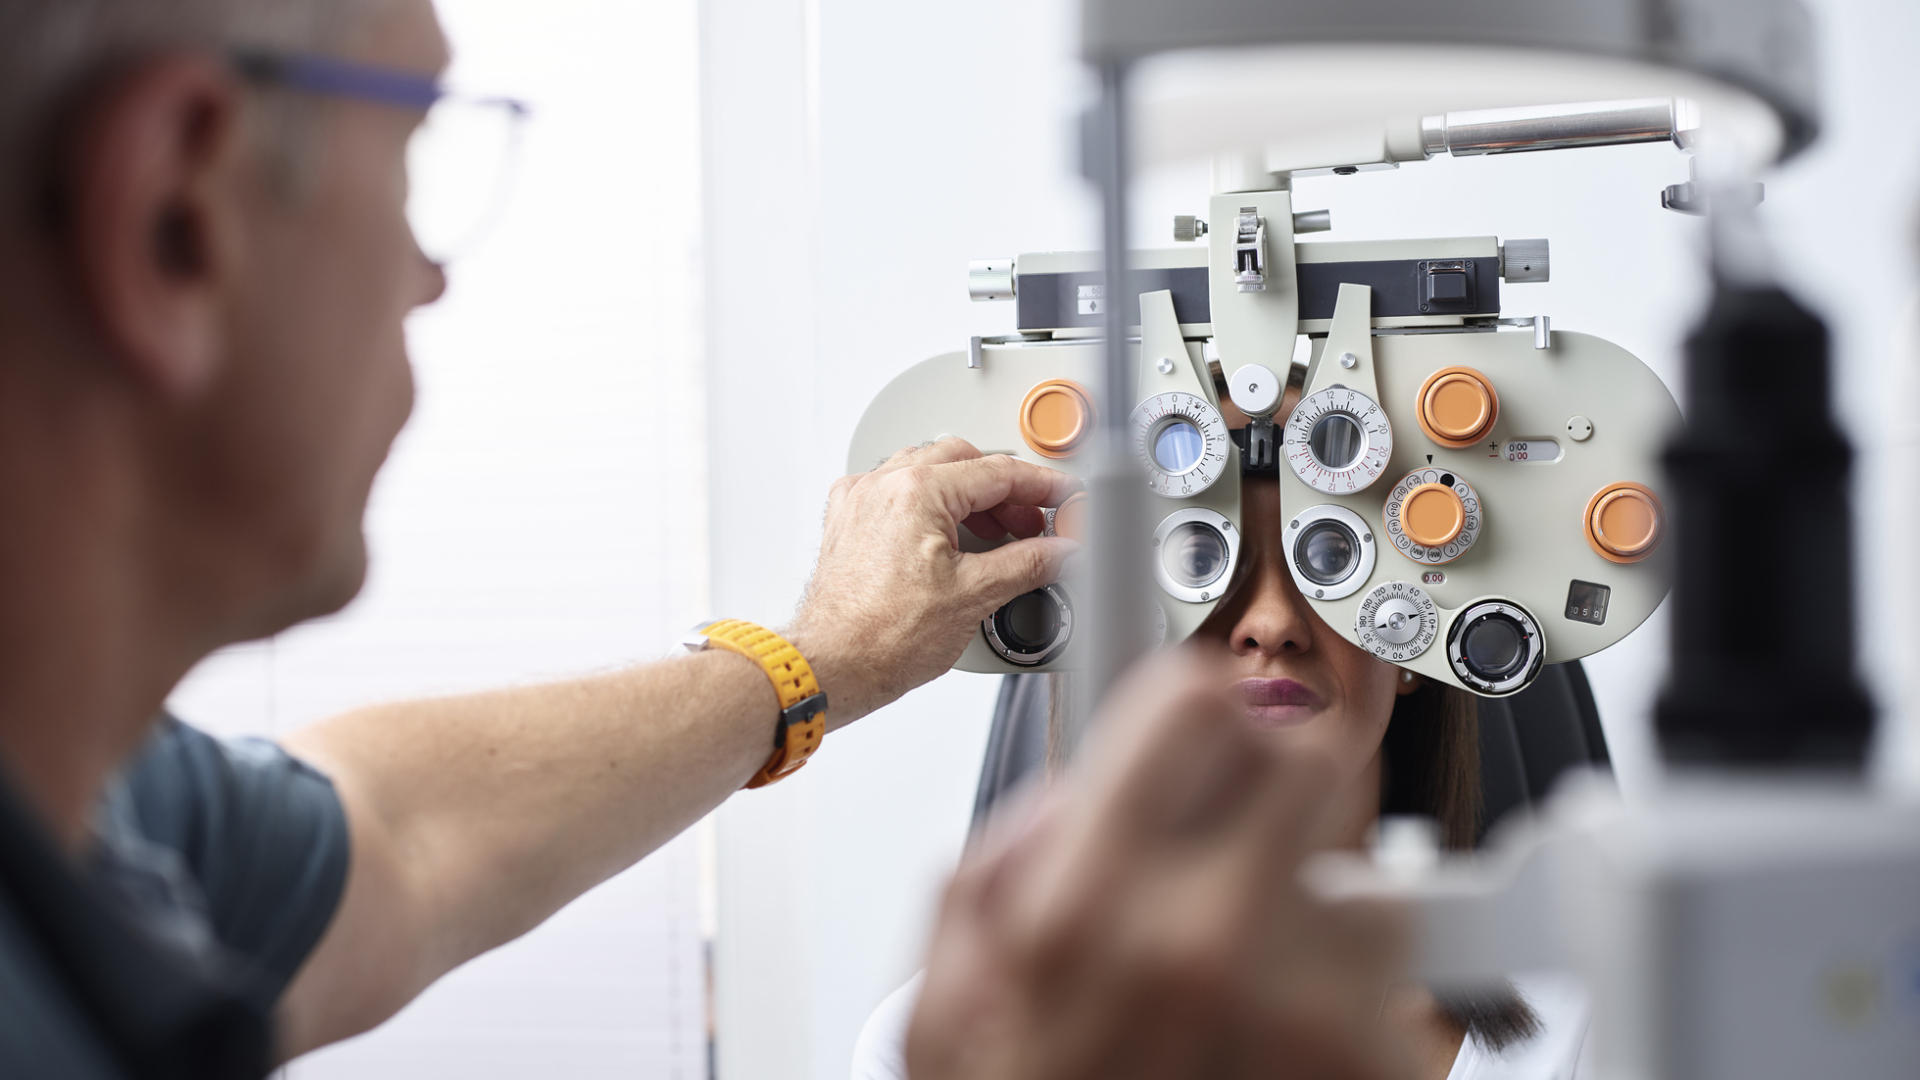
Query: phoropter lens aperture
xmin=1163 ymin=522 xmax=1229 ymax=589
xmin=999 ymin=590 xmax=1062 ymax=651
xmin=1446 ymin=600 xmax=1544 ymax=696
xmin=1152 ymin=419 xmax=1205 ymax=474
xmin=1294 ymin=519 xmax=1359 ymax=586
xmin=1462 ymin=615 xmax=1525 ymax=678
xmin=1309 ymin=413 xmax=1364 ymax=470
xmin=984 ymin=585 xmax=1073 ymax=666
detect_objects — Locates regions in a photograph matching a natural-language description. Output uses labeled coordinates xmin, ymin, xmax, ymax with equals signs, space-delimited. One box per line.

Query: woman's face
xmin=1194 ymin=458 xmax=1416 ymax=791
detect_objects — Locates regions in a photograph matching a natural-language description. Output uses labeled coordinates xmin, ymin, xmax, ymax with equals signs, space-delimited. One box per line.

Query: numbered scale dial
xmin=1283 ymin=387 xmax=1394 ymax=494
xmin=1355 ymin=581 xmax=1439 ymax=663
xmin=1130 ymin=392 xmax=1232 ymax=498
xmin=1382 ymin=468 xmax=1483 ymax=565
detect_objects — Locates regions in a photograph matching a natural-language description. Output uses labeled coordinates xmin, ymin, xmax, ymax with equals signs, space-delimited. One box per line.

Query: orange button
xmin=1401 ymin=483 xmax=1465 ymax=547
xmin=1019 ymin=379 xmax=1095 ymax=459
xmin=1416 ymin=366 xmax=1500 ymax=449
xmin=1052 ymin=492 xmax=1090 ymax=542
xmin=1584 ymin=482 xmax=1664 ymax=563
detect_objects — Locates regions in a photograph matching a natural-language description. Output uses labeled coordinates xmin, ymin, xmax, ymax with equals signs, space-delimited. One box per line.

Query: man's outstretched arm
xmin=275 ymin=439 xmax=1077 ymax=1058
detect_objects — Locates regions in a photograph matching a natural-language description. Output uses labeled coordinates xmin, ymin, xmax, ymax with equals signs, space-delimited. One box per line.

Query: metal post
xmin=1064 ymin=60 xmax=1149 ymax=755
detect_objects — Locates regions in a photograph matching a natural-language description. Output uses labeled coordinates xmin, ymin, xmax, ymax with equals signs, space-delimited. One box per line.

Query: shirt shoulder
xmin=96 ymin=715 xmax=351 ymax=1007
xmin=0 ymin=896 xmax=133 ymax=1079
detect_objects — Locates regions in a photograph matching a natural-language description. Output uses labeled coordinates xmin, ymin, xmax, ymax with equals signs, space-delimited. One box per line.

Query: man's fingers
xmin=957 ymin=536 xmax=1078 ymax=612
xmin=988 ymin=502 xmax=1048 ymax=539
xmin=869 ymin=436 xmax=987 ymax=479
xmin=920 ymin=454 xmax=1080 ymax=521
xmin=961 ymin=511 xmax=1008 ymax=542
xmin=958 ymin=503 xmax=1050 ymax=546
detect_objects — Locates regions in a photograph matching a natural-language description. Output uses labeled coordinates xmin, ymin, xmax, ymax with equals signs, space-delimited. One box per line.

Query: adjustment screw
xmin=1339 ymin=351 xmax=1358 ymax=369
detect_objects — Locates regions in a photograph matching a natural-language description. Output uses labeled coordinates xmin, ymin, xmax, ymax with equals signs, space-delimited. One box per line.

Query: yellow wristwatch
xmin=681 ymin=620 xmax=828 ymax=788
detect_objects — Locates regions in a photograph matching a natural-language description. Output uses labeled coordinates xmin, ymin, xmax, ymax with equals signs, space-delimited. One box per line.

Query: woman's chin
xmin=1244 ymin=704 xmax=1321 ymax=729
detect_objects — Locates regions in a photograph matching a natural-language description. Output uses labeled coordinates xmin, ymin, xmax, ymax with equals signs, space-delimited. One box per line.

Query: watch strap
xmin=687 ymin=620 xmax=828 ymax=788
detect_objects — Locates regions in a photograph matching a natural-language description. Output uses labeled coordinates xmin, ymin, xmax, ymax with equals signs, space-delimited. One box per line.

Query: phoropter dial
xmin=1130 ymin=392 xmax=1232 ymax=498
xmin=1355 ymin=581 xmax=1439 ymax=663
xmin=1383 ymin=468 xmax=1483 ymax=564
xmin=1284 ymin=387 xmax=1393 ymax=494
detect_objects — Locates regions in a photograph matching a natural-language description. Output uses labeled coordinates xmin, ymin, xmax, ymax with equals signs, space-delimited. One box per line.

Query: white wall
xmin=169 ymin=1 xmax=710 ymax=1076
xmin=703 ymin=3 xmax=1920 ymax=1080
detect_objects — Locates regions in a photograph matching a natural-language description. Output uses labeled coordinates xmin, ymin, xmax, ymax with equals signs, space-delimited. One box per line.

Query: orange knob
xmin=1400 ymin=483 xmax=1465 ymax=547
xmin=1052 ymin=492 xmax=1090 ymax=542
xmin=1019 ymin=379 xmax=1095 ymax=459
xmin=1416 ymin=366 xmax=1500 ymax=449
xmin=1584 ymin=482 xmax=1664 ymax=563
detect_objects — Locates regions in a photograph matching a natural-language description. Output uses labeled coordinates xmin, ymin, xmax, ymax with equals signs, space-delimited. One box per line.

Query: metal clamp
xmin=1497 ymin=315 xmax=1552 ymax=350
xmin=1233 ymin=207 xmax=1266 ymax=292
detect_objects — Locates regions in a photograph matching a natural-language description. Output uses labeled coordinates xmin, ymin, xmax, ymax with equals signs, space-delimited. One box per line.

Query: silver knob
xmin=968 ymin=258 xmax=1016 ymax=301
xmin=1227 ymin=363 xmax=1282 ymax=419
xmin=1173 ymin=215 xmax=1208 ymax=242
xmin=1500 ymin=239 xmax=1550 ymax=284
xmin=1372 ymin=597 xmax=1425 ymax=647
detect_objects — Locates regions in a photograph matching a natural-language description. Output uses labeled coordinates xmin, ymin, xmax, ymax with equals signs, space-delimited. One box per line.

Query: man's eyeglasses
xmin=233 ymin=49 xmax=530 ymax=264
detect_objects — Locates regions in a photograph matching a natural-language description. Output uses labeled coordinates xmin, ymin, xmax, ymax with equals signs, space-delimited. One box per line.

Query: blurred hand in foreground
xmin=907 ymin=649 xmax=1413 ymax=1080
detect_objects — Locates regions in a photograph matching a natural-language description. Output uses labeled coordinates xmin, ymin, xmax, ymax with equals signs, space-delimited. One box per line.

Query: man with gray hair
xmin=0 ymin=1 xmax=1409 ymax=1077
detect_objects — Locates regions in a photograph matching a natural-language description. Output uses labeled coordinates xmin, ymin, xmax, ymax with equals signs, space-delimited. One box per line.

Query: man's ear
xmin=68 ymin=55 xmax=244 ymax=401
xmin=1394 ymin=669 xmax=1424 ymax=697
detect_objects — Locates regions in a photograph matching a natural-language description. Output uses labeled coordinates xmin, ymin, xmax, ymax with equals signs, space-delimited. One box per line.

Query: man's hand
xmin=789 ymin=438 xmax=1079 ymax=723
xmin=908 ymin=650 xmax=1413 ymax=1080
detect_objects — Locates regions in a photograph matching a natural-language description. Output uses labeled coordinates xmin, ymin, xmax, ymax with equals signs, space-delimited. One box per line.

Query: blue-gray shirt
xmin=0 ymin=716 xmax=350 ymax=1079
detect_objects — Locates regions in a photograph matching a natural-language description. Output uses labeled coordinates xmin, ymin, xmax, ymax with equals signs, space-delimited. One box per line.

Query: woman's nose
xmin=1227 ymin=560 xmax=1317 ymax=658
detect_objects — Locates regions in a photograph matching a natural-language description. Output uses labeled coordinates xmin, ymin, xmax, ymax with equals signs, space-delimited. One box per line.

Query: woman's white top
xmin=850 ymin=971 xmax=1591 ymax=1080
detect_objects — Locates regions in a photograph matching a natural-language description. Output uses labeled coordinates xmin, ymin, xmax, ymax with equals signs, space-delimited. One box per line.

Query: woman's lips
xmin=1234 ymin=678 xmax=1325 ymax=728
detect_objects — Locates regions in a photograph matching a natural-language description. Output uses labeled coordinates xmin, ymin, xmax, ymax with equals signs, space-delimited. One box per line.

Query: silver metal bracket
xmin=1244 ymin=417 xmax=1276 ymax=473
xmin=1497 ymin=315 xmax=1553 ymax=350
xmin=1233 ymin=207 xmax=1266 ymax=292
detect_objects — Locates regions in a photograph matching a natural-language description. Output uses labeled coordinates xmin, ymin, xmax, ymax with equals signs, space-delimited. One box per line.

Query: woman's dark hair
xmin=1378 ymin=678 xmax=1480 ymax=850
xmin=1379 ymin=680 xmax=1540 ymax=1051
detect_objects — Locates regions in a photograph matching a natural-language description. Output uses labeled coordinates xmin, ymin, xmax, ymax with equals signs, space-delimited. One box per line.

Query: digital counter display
xmin=1564 ymin=580 xmax=1611 ymax=626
